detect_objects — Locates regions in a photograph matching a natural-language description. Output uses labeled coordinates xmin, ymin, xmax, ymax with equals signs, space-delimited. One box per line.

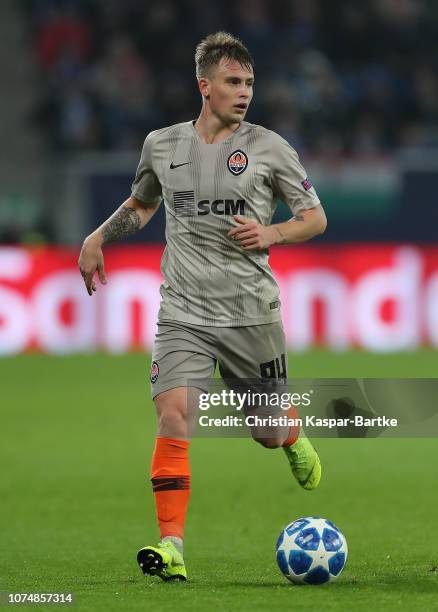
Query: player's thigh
xmin=151 ymin=322 xmax=217 ymax=437
xmin=217 ymin=322 xmax=287 ymax=381
xmin=218 ymin=322 xmax=289 ymax=443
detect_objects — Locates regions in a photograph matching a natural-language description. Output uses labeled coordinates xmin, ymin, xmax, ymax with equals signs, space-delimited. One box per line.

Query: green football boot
xmin=283 ymin=436 xmax=321 ymax=490
xmin=137 ymin=540 xmax=187 ymax=581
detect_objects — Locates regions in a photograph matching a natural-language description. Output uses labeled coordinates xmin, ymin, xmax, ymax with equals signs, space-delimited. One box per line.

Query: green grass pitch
xmin=1 ymin=350 xmax=437 ymax=611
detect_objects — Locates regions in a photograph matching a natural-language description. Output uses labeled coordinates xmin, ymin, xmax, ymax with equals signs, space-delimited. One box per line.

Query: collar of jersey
xmin=189 ymin=120 xmax=243 ymax=145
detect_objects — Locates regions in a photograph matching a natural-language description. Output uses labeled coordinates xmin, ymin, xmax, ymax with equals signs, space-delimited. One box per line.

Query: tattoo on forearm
xmin=274 ymin=226 xmax=285 ymax=244
xmin=102 ymin=206 xmax=141 ymax=244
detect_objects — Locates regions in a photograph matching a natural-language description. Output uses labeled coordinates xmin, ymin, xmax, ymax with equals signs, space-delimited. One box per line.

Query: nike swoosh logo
xmin=170 ymin=161 xmax=191 ymax=169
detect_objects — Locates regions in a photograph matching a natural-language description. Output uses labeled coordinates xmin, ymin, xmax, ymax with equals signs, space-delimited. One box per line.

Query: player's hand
xmin=228 ymin=216 xmax=278 ymax=251
xmin=78 ymin=236 xmax=107 ymax=296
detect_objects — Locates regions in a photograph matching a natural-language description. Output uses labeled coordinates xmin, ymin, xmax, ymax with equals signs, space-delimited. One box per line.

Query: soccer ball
xmin=276 ymin=517 xmax=348 ymax=585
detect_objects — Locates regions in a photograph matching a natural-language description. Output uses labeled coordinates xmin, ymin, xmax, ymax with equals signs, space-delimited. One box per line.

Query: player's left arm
xmin=229 ymin=132 xmax=327 ymax=251
xmin=228 ymin=204 xmax=327 ymax=250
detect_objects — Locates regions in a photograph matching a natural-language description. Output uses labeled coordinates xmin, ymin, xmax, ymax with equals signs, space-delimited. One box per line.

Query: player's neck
xmin=194 ymin=109 xmax=241 ymax=144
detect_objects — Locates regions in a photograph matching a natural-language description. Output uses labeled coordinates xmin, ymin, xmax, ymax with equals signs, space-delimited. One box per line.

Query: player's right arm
xmin=78 ymin=196 xmax=160 ymax=295
xmin=79 ymin=131 xmax=162 ymax=295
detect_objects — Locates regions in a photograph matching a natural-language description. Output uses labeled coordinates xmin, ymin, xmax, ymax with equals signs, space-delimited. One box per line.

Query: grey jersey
xmin=131 ymin=120 xmax=320 ymax=327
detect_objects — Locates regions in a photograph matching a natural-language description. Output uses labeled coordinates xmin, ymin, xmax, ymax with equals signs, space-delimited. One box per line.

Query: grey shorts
xmin=150 ymin=320 xmax=288 ymax=398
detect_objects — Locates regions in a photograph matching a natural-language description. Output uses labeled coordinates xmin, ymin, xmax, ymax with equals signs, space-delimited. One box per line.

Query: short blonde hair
xmin=195 ymin=31 xmax=254 ymax=78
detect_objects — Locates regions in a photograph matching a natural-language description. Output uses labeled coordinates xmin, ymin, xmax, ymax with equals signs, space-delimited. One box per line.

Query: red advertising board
xmin=0 ymin=244 xmax=437 ymax=354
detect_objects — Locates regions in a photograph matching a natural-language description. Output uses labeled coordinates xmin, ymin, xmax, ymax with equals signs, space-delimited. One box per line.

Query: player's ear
xmin=198 ymin=77 xmax=210 ymax=100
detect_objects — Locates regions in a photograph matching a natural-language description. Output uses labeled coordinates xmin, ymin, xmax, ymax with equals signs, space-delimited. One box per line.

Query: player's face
xmin=203 ymin=59 xmax=254 ymax=125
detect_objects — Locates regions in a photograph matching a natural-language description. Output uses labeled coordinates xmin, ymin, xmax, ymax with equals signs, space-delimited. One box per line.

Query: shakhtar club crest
xmin=227 ymin=150 xmax=248 ymax=175
xmin=150 ymin=361 xmax=159 ymax=383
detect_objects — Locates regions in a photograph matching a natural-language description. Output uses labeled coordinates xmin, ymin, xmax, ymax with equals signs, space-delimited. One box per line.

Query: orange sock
xmin=282 ymin=405 xmax=300 ymax=447
xmin=150 ymin=437 xmax=190 ymax=539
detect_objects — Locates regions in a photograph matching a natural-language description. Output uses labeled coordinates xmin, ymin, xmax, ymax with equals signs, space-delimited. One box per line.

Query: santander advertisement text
xmin=0 ymin=245 xmax=437 ymax=354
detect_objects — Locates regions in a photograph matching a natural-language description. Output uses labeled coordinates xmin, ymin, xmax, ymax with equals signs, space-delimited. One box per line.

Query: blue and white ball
xmin=276 ymin=517 xmax=348 ymax=585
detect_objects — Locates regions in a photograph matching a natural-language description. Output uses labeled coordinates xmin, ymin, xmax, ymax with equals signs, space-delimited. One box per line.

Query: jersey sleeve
xmin=270 ymin=134 xmax=320 ymax=215
xmin=131 ymin=133 xmax=162 ymax=204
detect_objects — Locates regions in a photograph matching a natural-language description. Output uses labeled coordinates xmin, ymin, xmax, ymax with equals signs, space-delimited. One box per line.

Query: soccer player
xmin=78 ymin=32 xmax=327 ymax=581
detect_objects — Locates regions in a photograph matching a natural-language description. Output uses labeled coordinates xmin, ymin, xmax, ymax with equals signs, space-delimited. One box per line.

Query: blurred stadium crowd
xmin=23 ymin=0 xmax=438 ymax=156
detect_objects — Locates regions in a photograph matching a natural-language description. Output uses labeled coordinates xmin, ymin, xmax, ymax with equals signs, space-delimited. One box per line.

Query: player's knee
xmin=154 ymin=391 xmax=188 ymax=437
xmin=253 ymin=436 xmax=282 ymax=449
xmin=158 ymin=408 xmax=186 ymax=430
